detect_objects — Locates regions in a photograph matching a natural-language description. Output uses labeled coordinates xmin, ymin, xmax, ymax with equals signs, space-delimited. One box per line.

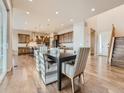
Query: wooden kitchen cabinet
xmin=58 ymin=31 xmax=73 ymax=43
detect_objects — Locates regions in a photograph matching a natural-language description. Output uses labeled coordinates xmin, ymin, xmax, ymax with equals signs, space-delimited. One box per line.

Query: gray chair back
xmin=74 ymin=48 xmax=90 ymax=76
xmin=39 ymin=51 xmax=57 ymax=85
xmin=39 ymin=45 xmax=48 ymax=54
xmin=50 ymin=48 xmax=60 ymax=57
xmin=39 ymin=52 xmax=48 ymax=75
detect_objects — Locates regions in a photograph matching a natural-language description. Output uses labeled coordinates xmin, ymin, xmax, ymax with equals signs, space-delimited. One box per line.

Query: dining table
xmin=47 ymin=52 xmax=76 ymax=91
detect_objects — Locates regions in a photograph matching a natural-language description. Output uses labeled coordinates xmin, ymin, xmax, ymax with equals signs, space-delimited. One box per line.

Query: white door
xmin=0 ymin=0 xmax=7 ymax=82
xmin=98 ymin=32 xmax=111 ymax=56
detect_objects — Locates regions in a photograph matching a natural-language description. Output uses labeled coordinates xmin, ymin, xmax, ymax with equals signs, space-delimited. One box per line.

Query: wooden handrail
xmin=107 ymin=24 xmax=116 ymax=64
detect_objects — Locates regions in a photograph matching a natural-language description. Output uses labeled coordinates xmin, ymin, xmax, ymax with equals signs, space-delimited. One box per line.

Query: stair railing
xmin=107 ymin=24 xmax=116 ymax=64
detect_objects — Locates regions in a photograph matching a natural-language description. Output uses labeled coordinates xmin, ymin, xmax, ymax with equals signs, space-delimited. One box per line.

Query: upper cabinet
xmin=18 ymin=34 xmax=30 ymax=43
xmin=58 ymin=32 xmax=73 ymax=43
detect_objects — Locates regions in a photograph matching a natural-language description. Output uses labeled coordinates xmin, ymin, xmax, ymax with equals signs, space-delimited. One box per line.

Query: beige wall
xmin=73 ymin=22 xmax=85 ymax=51
xmin=87 ymin=4 xmax=124 ymax=36
xmin=97 ymin=4 xmax=124 ymax=36
xmin=86 ymin=16 xmax=97 ymax=55
xmin=86 ymin=4 xmax=124 ymax=55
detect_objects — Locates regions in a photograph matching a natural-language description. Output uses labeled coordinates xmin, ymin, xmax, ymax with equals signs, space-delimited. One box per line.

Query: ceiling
xmin=12 ymin=0 xmax=124 ymax=33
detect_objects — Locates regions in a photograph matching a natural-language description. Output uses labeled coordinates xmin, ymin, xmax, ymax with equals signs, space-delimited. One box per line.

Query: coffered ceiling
xmin=12 ymin=0 xmax=124 ymax=33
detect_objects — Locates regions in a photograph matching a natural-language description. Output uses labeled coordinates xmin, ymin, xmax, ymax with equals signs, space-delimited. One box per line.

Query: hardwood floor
xmin=0 ymin=55 xmax=124 ymax=93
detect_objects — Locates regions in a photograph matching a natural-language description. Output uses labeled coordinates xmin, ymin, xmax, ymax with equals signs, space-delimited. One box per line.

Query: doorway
xmin=90 ymin=28 xmax=95 ymax=56
xmin=98 ymin=32 xmax=111 ymax=56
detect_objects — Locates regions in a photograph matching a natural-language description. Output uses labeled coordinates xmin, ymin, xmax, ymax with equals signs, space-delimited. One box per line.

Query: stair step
xmin=112 ymin=57 xmax=124 ymax=61
xmin=111 ymin=58 xmax=124 ymax=67
xmin=111 ymin=60 xmax=124 ymax=68
xmin=113 ymin=51 xmax=124 ymax=54
xmin=114 ymin=48 xmax=124 ymax=52
xmin=115 ymin=41 xmax=124 ymax=45
xmin=115 ymin=37 xmax=124 ymax=40
xmin=112 ymin=59 xmax=124 ymax=63
xmin=114 ymin=45 xmax=124 ymax=48
xmin=112 ymin=54 xmax=124 ymax=59
xmin=111 ymin=37 xmax=124 ymax=68
xmin=115 ymin=39 xmax=124 ymax=41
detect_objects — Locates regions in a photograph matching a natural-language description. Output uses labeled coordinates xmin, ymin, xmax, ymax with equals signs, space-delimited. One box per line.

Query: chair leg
xmin=82 ymin=72 xmax=85 ymax=83
xmin=78 ymin=74 xmax=82 ymax=83
xmin=71 ymin=78 xmax=75 ymax=93
xmin=79 ymin=74 xmax=81 ymax=78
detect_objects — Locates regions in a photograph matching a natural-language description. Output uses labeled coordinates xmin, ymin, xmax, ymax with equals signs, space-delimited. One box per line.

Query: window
xmin=0 ymin=0 xmax=7 ymax=82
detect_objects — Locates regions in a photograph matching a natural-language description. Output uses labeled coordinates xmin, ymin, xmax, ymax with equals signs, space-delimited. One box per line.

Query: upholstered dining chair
xmin=62 ymin=48 xmax=90 ymax=93
xmin=39 ymin=52 xmax=57 ymax=85
xmin=49 ymin=48 xmax=60 ymax=56
xmin=34 ymin=50 xmax=40 ymax=71
xmin=39 ymin=45 xmax=48 ymax=54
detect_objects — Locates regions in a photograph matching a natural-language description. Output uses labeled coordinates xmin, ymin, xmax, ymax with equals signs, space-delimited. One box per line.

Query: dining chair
xmin=39 ymin=52 xmax=57 ymax=85
xmin=39 ymin=45 xmax=48 ymax=54
xmin=34 ymin=47 xmax=49 ymax=72
xmin=62 ymin=47 xmax=90 ymax=93
xmin=49 ymin=48 xmax=60 ymax=56
xmin=34 ymin=50 xmax=40 ymax=71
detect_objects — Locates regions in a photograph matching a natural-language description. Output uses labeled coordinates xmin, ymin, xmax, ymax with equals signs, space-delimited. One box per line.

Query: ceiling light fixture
xmin=26 ymin=11 xmax=30 ymax=15
xmin=91 ymin=8 xmax=96 ymax=12
xmin=56 ymin=11 xmax=59 ymax=14
xmin=28 ymin=0 xmax=33 ymax=2
xmin=48 ymin=19 xmax=51 ymax=22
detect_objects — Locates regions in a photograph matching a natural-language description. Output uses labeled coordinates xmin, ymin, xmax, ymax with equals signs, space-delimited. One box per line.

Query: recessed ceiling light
xmin=48 ymin=19 xmax=51 ymax=22
xmin=26 ymin=11 xmax=30 ymax=15
xmin=91 ymin=8 xmax=96 ymax=12
xmin=28 ymin=0 xmax=32 ymax=2
xmin=56 ymin=11 xmax=59 ymax=14
xmin=70 ymin=19 xmax=73 ymax=22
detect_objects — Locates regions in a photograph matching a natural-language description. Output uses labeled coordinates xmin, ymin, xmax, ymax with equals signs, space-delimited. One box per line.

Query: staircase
xmin=111 ymin=37 xmax=124 ymax=68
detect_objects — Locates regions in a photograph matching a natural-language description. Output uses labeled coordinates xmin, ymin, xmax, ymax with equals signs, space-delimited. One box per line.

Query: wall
xmin=97 ymin=4 xmax=124 ymax=36
xmin=86 ymin=4 xmax=124 ymax=56
xmin=73 ymin=22 xmax=85 ymax=51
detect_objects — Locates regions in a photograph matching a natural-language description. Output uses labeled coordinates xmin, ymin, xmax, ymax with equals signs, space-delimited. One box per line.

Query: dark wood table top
xmin=47 ymin=52 xmax=76 ymax=61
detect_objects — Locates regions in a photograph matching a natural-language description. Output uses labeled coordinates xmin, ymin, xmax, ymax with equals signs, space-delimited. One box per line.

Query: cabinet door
xmin=70 ymin=32 xmax=73 ymax=42
xmin=59 ymin=35 xmax=63 ymax=43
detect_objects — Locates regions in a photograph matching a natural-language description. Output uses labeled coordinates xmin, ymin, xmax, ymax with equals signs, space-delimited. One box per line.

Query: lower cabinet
xmin=18 ymin=47 xmax=33 ymax=55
